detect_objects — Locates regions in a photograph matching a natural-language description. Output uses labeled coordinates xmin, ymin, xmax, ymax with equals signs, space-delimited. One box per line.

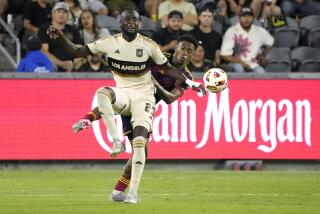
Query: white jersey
xmin=87 ymin=33 xmax=167 ymax=88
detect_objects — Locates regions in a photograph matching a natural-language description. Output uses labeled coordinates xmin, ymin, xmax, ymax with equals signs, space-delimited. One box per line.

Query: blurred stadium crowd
xmin=0 ymin=0 xmax=319 ymax=73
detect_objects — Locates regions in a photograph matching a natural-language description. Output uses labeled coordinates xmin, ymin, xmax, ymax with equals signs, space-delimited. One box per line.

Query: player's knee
xmin=96 ymin=87 xmax=115 ymax=103
xmin=132 ymin=136 xmax=147 ymax=148
xmin=132 ymin=123 xmax=151 ymax=138
xmin=96 ymin=87 xmax=110 ymax=98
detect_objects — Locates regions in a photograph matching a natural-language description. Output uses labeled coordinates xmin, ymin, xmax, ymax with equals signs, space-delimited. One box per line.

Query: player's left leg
xmin=96 ymin=86 xmax=130 ymax=158
xmin=72 ymin=107 xmax=101 ymax=132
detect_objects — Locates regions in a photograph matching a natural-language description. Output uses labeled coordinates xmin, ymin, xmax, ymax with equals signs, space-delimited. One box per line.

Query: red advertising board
xmin=0 ymin=79 xmax=319 ymax=160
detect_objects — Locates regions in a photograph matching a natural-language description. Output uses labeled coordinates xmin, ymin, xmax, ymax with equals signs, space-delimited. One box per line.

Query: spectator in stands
xmin=64 ymin=0 xmax=83 ymax=26
xmin=188 ymin=41 xmax=215 ymax=72
xmin=73 ymin=54 xmax=109 ymax=72
xmin=190 ymin=0 xmax=216 ymax=13
xmin=259 ymin=0 xmax=282 ymax=26
xmin=191 ymin=6 xmax=222 ymax=65
xmin=158 ymin=0 xmax=198 ymax=31
xmin=216 ymin=0 xmax=229 ymax=17
xmin=17 ymin=36 xmax=54 ymax=72
xmin=38 ymin=2 xmax=82 ymax=71
xmin=281 ymin=0 xmax=320 ymax=17
xmin=78 ymin=10 xmax=109 ymax=45
xmin=77 ymin=0 xmax=108 ymax=15
xmin=137 ymin=0 xmax=163 ymax=22
xmin=220 ymin=7 xmax=274 ymax=73
xmin=0 ymin=0 xmax=30 ymax=17
xmin=227 ymin=0 xmax=262 ymax=18
xmin=106 ymin=0 xmax=137 ymax=20
xmin=214 ymin=0 xmax=232 ymax=34
xmin=152 ymin=10 xmax=187 ymax=53
xmin=23 ymin=0 xmax=52 ymax=34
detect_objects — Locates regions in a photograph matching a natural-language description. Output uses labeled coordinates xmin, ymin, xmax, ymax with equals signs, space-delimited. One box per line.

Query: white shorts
xmin=105 ymin=83 xmax=156 ymax=132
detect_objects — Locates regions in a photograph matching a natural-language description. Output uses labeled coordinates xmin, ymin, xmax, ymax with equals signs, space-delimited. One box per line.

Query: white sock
xmin=129 ymin=136 xmax=146 ymax=193
xmin=97 ymin=91 xmax=120 ymax=142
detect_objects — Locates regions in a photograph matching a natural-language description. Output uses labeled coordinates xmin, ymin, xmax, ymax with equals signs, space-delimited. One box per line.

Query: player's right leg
xmin=96 ymin=86 xmax=130 ymax=158
xmin=72 ymin=107 xmax=101 ymax=133
xmin=110 ymin=132 xmax=149 ymax=202
xmin=124 ymin=85 xmax=155 ymax=203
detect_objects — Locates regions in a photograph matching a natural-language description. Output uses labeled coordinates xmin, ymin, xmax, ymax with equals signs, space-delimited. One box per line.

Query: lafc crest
xmin=136 ymin=49 xmax=143 ymax=57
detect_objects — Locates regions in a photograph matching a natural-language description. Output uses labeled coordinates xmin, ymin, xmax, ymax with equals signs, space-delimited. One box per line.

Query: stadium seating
xmin=299 ymin=15 xmax=320 ymax=46
xmin=284 ymin=16 xmax=299 ymax=28
xmin=139 ymin=16 xmax=157 ymax=38
xmin=291 ymin=47 xmax=320 ymax=72
xmin=300 ymin=15 xmax=320 ymax=31
xmin=95 ymin=15 xmax=121 ymax=35
xmin=228 ymin=16 xmax=262 ymax=27
xmin=265 ymin=47 xmax=291 ymax=72
xmin=273 ymin=27 xmax=300 ymax=49
xmin=307 ymin=28 xmax=320 ymax=48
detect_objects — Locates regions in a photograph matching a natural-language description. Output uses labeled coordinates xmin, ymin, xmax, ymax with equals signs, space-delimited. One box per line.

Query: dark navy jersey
xmin=121 ymin=52 xmax=193 ymax=137
xmin=151 ymin=52 xmax=193 ymax=103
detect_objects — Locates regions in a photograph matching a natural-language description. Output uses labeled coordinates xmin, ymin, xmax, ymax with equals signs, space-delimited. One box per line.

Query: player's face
xmin=52 ymin=9 xmax=69 ymax=25
xmin=240 ymin=14 xmax=254 ymax=29
xmin=174 ymin=41 xmax=196 ymax=65
xmin=121 ymin=11 xmax=140 ymax=35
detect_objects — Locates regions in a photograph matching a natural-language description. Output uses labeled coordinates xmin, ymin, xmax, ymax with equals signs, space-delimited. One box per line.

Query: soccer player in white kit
xmin=47 ymin=9 xmax=205 ymax=204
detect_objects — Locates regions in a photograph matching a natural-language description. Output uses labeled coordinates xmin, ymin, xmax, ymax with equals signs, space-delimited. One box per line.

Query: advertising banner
xmin=0 ymin=79 xmax=319 ymax=160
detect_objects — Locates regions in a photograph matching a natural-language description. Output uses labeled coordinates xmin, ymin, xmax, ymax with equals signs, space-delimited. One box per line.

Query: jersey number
xmin=145 ymin=103 xmax=155 ymax=116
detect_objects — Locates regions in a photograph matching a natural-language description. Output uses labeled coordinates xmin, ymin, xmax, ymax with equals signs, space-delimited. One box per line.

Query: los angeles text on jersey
xmin=108 ymin=57 xmax=150 ymax=75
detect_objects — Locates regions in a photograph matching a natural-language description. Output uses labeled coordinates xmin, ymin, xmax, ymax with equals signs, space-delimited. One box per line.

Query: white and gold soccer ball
xmin=203 ymin=68 xmax=228 ymax=93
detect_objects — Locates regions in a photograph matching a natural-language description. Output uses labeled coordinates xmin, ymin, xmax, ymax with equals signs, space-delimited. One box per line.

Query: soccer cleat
xmin=124 ymin=191 xmax=138 ymax=204
xmin=109 ymin=190 xmax=126 ymax=202
xmin=110 ymin=140 xmax=125 ymax=158
xmin=72 ymin=119 xmax=92 ymax=133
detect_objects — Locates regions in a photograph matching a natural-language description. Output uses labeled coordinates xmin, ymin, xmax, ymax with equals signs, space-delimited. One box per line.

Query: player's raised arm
xmin=47 ymin=25 xmax=91 ymax=58
xmin=159 ymin=62 xmax=206 ymax=96
xmin=149 ymin=34 xmax=206 ymax=96
xmin=151 ymin=76 xmax=182 ymax=104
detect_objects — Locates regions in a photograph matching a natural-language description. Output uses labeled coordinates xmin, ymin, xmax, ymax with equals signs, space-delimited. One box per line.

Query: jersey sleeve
xmin=87 ymin=35 xmax=111 ymax=55
xmin=149 ymin=42 xmax=167 ymax=65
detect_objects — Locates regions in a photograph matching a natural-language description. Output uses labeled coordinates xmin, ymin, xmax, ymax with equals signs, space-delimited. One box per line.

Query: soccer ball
xmin=203 ymin=68 xmax=228 ymax=93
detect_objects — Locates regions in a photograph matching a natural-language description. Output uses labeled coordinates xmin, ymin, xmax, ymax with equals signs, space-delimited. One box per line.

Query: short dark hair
xmin=199 ymin=5 xmax=215 ymax=15
xmin=168 ymin=10 xmax=183 ymax=19
xmin=27 ymin=36 xmax=41 ymax=51
xmin=120 ymin=8 xmax=139 ymax=18
xmin=177 ymin=34 xmax=198 ymax=49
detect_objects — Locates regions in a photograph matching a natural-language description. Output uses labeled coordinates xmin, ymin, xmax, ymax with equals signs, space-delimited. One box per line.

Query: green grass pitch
xmin=0 ymin=169 xmax=319 ymax=214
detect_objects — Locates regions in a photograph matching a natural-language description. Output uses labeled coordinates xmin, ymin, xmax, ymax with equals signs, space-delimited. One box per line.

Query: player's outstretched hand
xmin=186 ymin=79 xmax=207 ymax=96
xmin=47 ymin=25 xmax=64 ymax=39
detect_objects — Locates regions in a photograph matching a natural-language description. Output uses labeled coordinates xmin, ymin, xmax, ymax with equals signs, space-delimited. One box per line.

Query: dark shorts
xmin=121 ymin=115 xmax=133 ymax=138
